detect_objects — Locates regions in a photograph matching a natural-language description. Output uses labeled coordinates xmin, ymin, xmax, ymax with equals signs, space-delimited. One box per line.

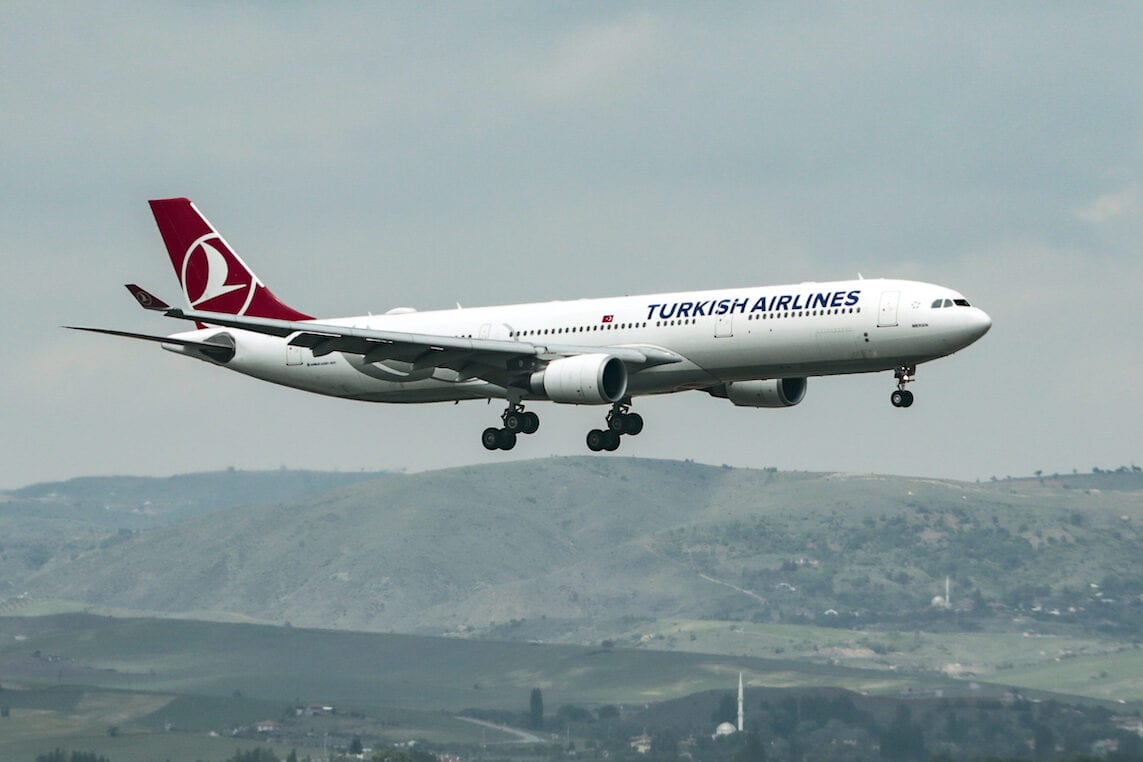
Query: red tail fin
xmin=148 ymin=198 xmax=313 ymax=320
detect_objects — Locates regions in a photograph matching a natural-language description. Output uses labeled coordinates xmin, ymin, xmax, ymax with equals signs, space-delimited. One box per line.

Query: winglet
xmin=126 ymin=284 xmax=171 ymax=311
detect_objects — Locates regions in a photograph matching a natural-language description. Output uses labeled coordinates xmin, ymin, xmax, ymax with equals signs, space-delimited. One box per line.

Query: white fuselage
xmin=167 ymin=278 xmax=991 ymax=404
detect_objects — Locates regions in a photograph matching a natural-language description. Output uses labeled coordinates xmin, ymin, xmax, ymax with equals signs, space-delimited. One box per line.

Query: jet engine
xmin=531 ymin=354 xmax=628 ymax=404
xmin=709 ymin=378 xmax=807 ymax=408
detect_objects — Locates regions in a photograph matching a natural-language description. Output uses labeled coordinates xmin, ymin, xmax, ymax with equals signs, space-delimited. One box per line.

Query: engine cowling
xmin=531 ymin=354 xmax=628 ymax=404
xmin=712 ymin=378 xmax=807 ymax=408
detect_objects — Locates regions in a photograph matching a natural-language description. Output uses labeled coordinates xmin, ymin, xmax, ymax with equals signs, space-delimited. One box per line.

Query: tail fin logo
xmin=181 ymin=234 xmax=259 ymax=314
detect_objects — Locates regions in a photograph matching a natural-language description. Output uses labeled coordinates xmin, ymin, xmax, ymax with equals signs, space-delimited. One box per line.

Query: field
xmin=1 ymin=613 xmax=1139 ymax=761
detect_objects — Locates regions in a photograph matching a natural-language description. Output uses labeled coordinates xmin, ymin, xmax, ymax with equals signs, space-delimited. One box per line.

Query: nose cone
xmin=966 ymin=308 xmax=992 ymax=343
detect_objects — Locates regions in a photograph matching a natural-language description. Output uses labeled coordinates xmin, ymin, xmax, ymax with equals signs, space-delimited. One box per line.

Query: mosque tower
xmin=737 ymin=672 xmax=744 ymax=732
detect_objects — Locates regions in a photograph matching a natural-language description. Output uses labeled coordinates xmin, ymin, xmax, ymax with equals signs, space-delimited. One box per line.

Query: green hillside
xmin=11 ymin=459 xmax=1143 ymax=700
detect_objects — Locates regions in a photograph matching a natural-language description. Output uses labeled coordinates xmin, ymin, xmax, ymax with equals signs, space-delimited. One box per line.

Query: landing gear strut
xmin=890 ymin=365 xmax=916 ymax=408
xmin=586 ymin=401 xmax=643 ymax=452
xmin=482 ymin=401 xmax=540 ymax=451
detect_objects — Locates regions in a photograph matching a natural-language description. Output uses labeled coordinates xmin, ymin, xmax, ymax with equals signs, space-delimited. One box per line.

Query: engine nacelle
xmin=531 ymin=354 xmax=628 ymax=405
xmin=711 ymin=378 xmax=807 ymax=408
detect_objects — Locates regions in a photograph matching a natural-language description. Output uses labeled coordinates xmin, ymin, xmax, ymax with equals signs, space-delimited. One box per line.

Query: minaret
xmin=737 ymin=672 xmax=744 ymax=732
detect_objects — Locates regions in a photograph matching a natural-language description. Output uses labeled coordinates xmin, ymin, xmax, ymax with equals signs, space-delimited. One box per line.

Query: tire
xmin=522 ymin=411 xmax=540 ymax=434
xmin=603 ymin=431 xmax=621 ymax=451
xmin=498 ymin=429 xmax=518 ymax=450
xmin=624 ymin=413 xmax=644 ymax=435
xmin=890 ymin=390 xmax=905 ymax=408
xmin=607 ymin=414 xmax=626 ymax=433
xmin=482 ymin=427 xmax=502 ymax=450
xmin=586 ymin=429 xmax=605 ymax=452
xmin=901 ymin=390 xmax=914 ymax=408
xmin=504 ymin=412 xmax=523 ymax=432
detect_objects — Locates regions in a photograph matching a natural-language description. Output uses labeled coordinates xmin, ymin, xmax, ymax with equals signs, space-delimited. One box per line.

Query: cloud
xmin=4 ymin=4 xmax=1143 ymax=487
xmin=1075 ymin=183 xmax=1142 ymax=225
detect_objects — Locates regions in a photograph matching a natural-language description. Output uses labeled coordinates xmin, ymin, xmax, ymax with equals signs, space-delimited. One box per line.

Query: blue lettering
xmin=660 ymin=302 xmax=677 ymax=319
xmin=829 ymin=291 xmax=844 ymax=308
xmin=646 ymin=304 xmax=660 ymax=320
xmin=775 ymin=294 xmax=792 ymax=310
xmin=715 ymin=298 xmax=731 ymax=315
xmin=693 ymin=300 xmax=709 ymax=317
xmin=731 ymin=297 xmax=749 ymax=314
xmin=677 ymin=302 xmax=693 ymax=318
xmin=810 ymin=293 xmax=829 ymax=309
xmin=750 ymin=296 xmax=768 ymax=313
xmin=791 ymin=294 xmax=804 ymax=310
xmin=845 ymin=290 xmax=861 ymax=306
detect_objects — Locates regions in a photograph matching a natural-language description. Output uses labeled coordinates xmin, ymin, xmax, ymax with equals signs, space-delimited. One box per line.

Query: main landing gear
xmin=890 ymin=364 xmax=916 ymax=408
xmin=481 ymin=402 xmax=540 ymax=451
xmin=586 ymin=401 xmax=644 ymax=452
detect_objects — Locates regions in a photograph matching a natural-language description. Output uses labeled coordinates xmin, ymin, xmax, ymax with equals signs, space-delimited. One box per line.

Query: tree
xmin=879 ymin=704 xmax=924 ymax=761
xmin=556 ymin=704 xmax=594 ymax=724
xmin=712 ymin=692 xmax=737 ymax=725
xmin=597 ymin=705 xmax=619 ymax=721
xmin=227 ymin=749 xmax=279 ymax=762
xmin=530 ymin=687 xmax=544 ymax=729
xmin=350 ymin=736 xmax=364 ymax=755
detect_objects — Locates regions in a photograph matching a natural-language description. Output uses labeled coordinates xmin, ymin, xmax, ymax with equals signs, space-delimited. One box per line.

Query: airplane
xmin=70 ymin=198 xmax=992 ymax=453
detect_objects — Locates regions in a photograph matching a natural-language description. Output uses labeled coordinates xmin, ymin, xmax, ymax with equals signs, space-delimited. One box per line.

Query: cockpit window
xmin=931 ymin=299 xmax=943 ymax=308
xmin=953 ymin=298 xmax=970 ymax=307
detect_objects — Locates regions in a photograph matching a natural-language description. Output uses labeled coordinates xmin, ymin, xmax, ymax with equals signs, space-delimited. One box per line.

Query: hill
xmin=13 ymin=459 xmax=1143 ymax=698
xmin=0 ymin=469 xmax=389 ymax=609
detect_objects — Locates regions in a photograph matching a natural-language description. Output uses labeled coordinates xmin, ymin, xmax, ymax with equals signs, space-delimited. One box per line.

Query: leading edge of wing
xmin=163 ymin=308 xmax=682 ymax=369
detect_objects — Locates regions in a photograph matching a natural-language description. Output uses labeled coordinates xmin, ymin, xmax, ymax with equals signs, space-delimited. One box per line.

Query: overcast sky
xmin=3 ymin=4 xmax=1141 ymax=489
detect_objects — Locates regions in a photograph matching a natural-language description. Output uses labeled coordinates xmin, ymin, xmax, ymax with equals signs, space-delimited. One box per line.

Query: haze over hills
xmin=10 ymin=458 xmax=1141 ymax=659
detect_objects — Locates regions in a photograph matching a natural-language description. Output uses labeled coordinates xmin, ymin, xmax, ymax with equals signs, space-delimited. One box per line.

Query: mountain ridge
xmin=17 ymin=458 xmax=1140 ymax=647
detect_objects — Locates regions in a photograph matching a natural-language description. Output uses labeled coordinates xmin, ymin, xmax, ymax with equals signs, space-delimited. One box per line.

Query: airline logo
xmin=601 ymin=315 xmax=614 ymax=323
xmin=646 ymin=289 xmax=861 ymax=320
xmin=181 ymin=233 xmax=259 ymax=315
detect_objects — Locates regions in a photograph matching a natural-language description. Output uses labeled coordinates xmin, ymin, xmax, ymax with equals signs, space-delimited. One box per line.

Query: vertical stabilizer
xmin=148 ymin=197 xmax=313 ymax=320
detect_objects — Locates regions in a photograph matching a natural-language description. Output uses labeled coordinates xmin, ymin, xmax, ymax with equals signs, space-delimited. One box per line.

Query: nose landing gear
xmin=586 ymin=401 xmax=644 ymax=452
xmin=890 ymin=365 xmax=916 ymax=408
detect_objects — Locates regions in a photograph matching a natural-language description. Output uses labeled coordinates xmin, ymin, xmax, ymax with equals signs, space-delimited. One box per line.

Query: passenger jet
xmin=71 ymin=198 xmax=992 ymax=452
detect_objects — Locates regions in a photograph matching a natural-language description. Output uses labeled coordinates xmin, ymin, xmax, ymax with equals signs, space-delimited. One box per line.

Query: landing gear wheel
xmin=522 ymin=411 xmax=540 ymax=434
xmin=623 ymin=413 xmax=644 ymax=435
xmin=497 ymin=429 xmax=518 ymax=450
xmin=607 ymin=414 xmax=626 ymax=433
xmin=586 ymin=429 xmax=606 ymax=452
xmin=602 ymin=431 xmax=621 ymax=451
xmin=890 ymin=389 xmax=916 ymax=408
xmin=504 ymin=412 xmax=524 ymax=432
xmin=482 ymin=427 xmax=502 ymax=450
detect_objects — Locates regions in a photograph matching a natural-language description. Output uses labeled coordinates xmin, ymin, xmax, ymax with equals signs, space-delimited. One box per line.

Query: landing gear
xmin=890 ymin=389 xmax=914 ymax=408
xmin=482 ymin=402 xmax=540 ymax=450
xmin=587 ymin=401 xmax=643 ymax=452
xmin=890 ymin=365 xmax=916 ymax=408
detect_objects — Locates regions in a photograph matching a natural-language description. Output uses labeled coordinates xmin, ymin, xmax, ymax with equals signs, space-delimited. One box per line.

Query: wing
xmin=161 ymin=306 xmax=682 ymax=387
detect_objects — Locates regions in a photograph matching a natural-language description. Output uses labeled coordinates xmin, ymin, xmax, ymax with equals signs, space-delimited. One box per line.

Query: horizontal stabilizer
xmin=65 ymin=326 xmax=236 ymax=362
xmin=126 ymin=284 xmax=171 ymax=311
